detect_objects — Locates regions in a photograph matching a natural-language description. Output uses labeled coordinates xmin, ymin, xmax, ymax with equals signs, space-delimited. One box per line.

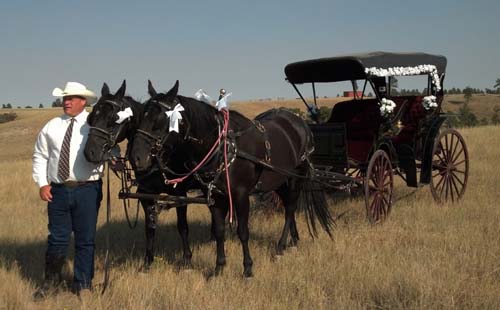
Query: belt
xmin=51 ymin=180 xmax=101 ymax=188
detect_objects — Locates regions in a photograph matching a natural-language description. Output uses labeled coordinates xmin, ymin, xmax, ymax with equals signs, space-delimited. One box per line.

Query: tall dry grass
xmin=0 ymin=108 xmax=499 ymax=309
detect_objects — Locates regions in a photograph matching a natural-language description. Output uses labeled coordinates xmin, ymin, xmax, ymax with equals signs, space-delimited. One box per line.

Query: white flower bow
xmin=165 ymin=103 xmax=185 ymax=133
xmin=194 ymin=89 xmax=214 ymax=105
xmin=216 ymin=93 xmax=232 ymax=110
xmin=115 ymin=107 xmax=134 ymax=124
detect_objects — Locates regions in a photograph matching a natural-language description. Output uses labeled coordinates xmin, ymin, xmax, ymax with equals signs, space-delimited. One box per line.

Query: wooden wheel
xmin=430 ymin=128 xmax=469 ymax=203
xmin=365 ymin=150 xmax=394 ymax=223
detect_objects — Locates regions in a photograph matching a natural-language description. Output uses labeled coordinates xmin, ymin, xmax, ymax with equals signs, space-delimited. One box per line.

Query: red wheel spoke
xmin=444 ymin=135 xmax=450 ymax=162
xmin=450 ymin=173 xmax=461 ymax=200
xmin=434 ymin=173 xmax=446 ymax=190
xmin=444 ymin=174 xmax=450 ymax=201
xmin=448 ymin=177 xmax=455 ymax=202
xmin=382 ymin=195 xmax=390 ymax=209
xmin=452 ymin=147 xmax=465 ymax=163
xmin=450 ymin=137 xmax=460 ymax=162
xmin=438 ymin=174 xmax=448 ymax=197
xmin=451 ymin=172 xmax=465 ymax=187
xmin=449 ymin=134 xmax=457 ymax=162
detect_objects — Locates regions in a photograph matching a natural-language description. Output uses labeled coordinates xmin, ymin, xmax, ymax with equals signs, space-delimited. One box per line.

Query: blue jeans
xmin=46 ymin=181 xmax=102 ymax=290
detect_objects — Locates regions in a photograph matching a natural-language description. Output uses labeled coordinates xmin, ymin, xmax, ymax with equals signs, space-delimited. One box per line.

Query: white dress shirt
xmin=32 ymin=110 xmax=103 ymax=187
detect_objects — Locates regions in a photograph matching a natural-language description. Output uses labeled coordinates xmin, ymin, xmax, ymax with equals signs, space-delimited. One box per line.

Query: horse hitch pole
xmin=118 ymin=192 xmax=209 ymax=205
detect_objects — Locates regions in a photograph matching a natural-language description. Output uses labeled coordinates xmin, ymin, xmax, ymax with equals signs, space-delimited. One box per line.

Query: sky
xmin=1 ymin=0 xmax=499 ymax=107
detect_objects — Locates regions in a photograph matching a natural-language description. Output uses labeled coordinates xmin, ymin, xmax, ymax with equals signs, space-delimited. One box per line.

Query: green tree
xmin=6 ymin=103 xmax=12 ymax=109
xmin=52 ymin=98 xmax=62 ymax=107
xmin=463 ymin=86 xmax=473 ymax=104
xmin=458 ymin=103 xmax=477 ymax=127
xmin=492 ymin=106 xmax=500 ymax=125
xmin=39 ymin=103 xmax=44 ymax=108
xmin=1 ymin=104 xmax=5 ymax=109
xmin=494 ymin=78 xmax=500 ymax=93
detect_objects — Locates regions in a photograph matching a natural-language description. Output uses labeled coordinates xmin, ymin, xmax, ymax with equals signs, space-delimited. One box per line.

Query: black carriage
xmin=285 ymin=52 xmax=469 ymax=223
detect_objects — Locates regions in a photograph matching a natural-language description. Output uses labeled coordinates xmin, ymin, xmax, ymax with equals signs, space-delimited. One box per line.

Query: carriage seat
xmin=327 ymin=99 xmax=382 ymax=162
xmin=389 ymin=96 xmax=427 ymax=145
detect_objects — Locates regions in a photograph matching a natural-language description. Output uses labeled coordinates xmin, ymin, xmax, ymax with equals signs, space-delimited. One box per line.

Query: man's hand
xmin=39 ymin=185 xmax=53 ymax=202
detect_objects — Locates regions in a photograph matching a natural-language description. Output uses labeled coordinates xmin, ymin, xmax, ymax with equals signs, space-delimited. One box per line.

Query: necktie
xmin=57 ymin=118 xmax=75 ymax=181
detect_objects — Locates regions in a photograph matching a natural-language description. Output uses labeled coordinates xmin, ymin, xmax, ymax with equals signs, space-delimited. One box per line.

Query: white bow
xmin=115 ymin=107 xmax=133 ymax=124
xmin=216 ymin=93 xmax=232 ymax=111
xmin=194 ymin=89 xmax=214 ymax=105
xmin=165 ymin=103 xmax=185 ymax=133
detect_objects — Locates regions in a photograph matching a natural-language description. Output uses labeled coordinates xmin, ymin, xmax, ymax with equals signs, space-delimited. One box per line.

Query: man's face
xmin=62 ymin=95 xmax=87 ymax=117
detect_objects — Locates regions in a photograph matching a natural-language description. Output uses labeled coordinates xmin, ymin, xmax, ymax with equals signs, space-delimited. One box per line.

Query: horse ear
xmin=165 ymin=80 xmax=179 ymax=99
xmin=115 ymin=80 xmax=126 ymax=98
xmin=101 ymin=83 xmax=110 ymax=96
xmin=148 ymin=80 xmax=157 ymax=97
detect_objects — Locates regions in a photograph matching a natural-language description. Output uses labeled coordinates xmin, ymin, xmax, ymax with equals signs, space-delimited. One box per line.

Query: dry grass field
xmin=1 ymin=96 xmax=499 ymax=309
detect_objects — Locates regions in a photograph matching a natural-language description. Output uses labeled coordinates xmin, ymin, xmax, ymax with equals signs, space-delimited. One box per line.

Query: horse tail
xmin=297 ymin=164 xmax=335 ymax=238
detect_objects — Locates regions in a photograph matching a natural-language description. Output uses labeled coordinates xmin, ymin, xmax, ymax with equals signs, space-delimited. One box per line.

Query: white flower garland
xmin=380 ymin=98 xmax=396 ymax=116
xmin=422 ymin=95 xmax=438 ymax=110
xmin=365 ymin=64 xmax=441 ymax=91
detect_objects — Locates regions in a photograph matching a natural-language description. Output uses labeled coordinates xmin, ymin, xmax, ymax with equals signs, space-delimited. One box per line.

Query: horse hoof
xmin=243 ymin=269 xmax=254 ymax=278
xmin=214 ymin=266 xmax=224 ymax=277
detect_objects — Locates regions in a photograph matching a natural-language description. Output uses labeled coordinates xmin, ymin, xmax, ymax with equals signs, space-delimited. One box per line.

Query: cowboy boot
xmin=33 ymin=255 xmax=66 ymax=300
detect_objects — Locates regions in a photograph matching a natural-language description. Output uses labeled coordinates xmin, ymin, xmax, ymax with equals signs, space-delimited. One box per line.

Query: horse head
xmin=130 ymin=80 xmax=187 ymax=173
xmin=84 ymin=80 xmax=141 ymax=163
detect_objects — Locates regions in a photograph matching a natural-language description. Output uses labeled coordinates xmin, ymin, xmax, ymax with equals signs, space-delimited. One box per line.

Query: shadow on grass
xmin=0 ymin=213 xmax=283 ymax=286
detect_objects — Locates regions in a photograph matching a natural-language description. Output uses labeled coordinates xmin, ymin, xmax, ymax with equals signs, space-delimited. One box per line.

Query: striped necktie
xmin=57 ymin=118 xmax=75 ymax=181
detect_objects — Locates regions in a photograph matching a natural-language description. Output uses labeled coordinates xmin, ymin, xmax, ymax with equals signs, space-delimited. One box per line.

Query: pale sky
xmin=1 ymin=0 xmax=499 ymax=107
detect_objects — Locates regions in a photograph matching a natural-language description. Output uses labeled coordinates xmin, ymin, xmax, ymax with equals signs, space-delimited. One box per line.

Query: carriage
xmin=284 ymin=51 xmax=469 ymax=223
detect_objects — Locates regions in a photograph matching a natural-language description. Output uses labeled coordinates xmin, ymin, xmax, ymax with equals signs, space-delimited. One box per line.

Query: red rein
xmin=166 ymin=109 xmax=234 ymax=223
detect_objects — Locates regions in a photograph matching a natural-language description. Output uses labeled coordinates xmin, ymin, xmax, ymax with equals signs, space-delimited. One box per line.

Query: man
xmin=32 ymin=82 xmax=102 ymax=299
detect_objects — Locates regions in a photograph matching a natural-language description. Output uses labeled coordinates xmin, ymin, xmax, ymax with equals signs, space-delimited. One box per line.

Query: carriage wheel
xmin=364 ymin=150 xmax=394 ymax=223
xmin=430 ymin=128 xmax=469 ymax=204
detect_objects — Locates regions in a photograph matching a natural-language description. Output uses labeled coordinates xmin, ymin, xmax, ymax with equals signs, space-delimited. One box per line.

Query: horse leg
xmin=276 ymin=180 xmax=300 ymax=255
xmin=234 ymin=192 xmax=253 ymax=277
xmin=175 ymin=205 xmax=193 ymax=269
xmin=211 ymin=198 xmax=228 ymax=276
xmin=141 ymin=200 xmax=157 ymax=271
xmin=289 ymin=217 xmax=300 ymax=247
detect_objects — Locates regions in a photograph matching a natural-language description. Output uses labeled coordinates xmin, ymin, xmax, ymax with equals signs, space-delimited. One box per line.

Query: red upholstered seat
xmin=390 ymin=96 xmax=427 ymax=145
xmin=327 ymin=96 xmax=429 ymax=162
xmin=328 ymin=99 xmax=381 ymax=162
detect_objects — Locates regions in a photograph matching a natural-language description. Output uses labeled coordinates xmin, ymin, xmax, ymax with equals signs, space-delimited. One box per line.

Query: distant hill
xmin=231 ymin=94 xmax=500 ymax=119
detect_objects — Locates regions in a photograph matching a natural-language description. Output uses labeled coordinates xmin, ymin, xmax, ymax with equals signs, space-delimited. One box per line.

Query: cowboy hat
xmin=52 ymin=82 xmax=97 ymax=105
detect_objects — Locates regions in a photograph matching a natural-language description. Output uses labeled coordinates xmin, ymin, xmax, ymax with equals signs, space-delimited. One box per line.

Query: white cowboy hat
xmin=52 ymin=82 xmax=97 ymax=105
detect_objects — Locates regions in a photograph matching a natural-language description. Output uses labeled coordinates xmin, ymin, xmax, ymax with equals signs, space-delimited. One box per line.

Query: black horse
xmin=84 ymin=81 xmax=196 ymax=269
xmin=130 ymin=80 xmax=334 ymax=277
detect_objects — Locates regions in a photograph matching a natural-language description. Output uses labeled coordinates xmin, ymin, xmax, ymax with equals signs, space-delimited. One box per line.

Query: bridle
xmin=88 ymin=99 xmax=131 ymax=155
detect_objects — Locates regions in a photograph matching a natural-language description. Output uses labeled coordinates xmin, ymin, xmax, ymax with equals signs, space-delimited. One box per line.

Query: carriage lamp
xmin=396 ymin=120 xmax=403 ymax=129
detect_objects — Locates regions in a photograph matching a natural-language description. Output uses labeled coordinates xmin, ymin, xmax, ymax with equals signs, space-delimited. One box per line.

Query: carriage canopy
xmin=284 ymin=51 xmax=447 ymax=84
